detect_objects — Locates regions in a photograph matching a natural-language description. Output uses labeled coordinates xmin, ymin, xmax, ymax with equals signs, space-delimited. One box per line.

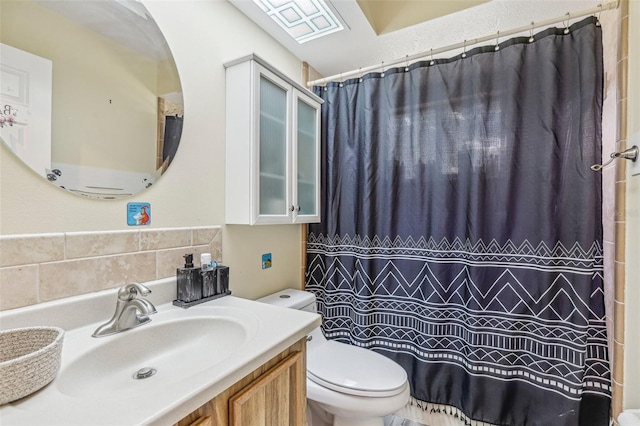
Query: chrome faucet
xmin=92 ymin=282 xmax=157 ymax=338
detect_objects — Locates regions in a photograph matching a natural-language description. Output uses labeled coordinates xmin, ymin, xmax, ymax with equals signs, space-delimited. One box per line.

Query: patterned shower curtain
xmin=306 ymin=17 xmax=610 ymax=426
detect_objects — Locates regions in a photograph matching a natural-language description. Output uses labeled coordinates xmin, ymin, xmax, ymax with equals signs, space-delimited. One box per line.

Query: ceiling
xmin=34 ymin=0 xmax=608 ymax=83
xmin=227 ymin=0 xmax=605 ymax=82
xmin=355 ymin=0 xmax=490 ymax=35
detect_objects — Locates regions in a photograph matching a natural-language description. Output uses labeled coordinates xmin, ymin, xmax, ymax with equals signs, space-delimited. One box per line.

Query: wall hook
xmin=591 ymin=146 xmax=639 ymax=171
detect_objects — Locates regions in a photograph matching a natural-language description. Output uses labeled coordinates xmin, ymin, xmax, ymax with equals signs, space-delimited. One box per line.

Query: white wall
xmin=0 ymin=0 xmax=306 ymax=299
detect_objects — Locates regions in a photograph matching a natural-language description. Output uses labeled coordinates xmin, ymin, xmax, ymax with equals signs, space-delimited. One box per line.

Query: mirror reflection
xmin=0 ymin=0 xmax=183 ymax=199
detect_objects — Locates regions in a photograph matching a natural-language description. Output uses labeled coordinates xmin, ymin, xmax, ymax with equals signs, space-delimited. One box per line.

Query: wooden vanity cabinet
xmin=175 ymin=338 xmax=306 ymax=426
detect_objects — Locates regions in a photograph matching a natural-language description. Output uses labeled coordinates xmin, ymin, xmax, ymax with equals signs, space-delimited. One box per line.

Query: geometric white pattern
xmin=306 ymin=233 xmax=611 ymax=403
xmin=310 ymin=234 xmax=603 ymax=275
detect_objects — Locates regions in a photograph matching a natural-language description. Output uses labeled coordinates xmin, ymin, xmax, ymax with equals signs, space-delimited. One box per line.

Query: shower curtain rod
xmin=306 ymin=1 xmax=619 ymax=87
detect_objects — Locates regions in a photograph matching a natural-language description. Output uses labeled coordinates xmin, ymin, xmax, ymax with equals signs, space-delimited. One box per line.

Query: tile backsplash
xmin=0 ymin=226 xmax=222 ymax=311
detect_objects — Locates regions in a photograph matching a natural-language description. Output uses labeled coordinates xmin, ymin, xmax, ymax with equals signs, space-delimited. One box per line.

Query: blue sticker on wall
xmin=262 ymin=253 xmax=272 ymax=269
xmin=127 ymin=202 xmax=151 ymax=226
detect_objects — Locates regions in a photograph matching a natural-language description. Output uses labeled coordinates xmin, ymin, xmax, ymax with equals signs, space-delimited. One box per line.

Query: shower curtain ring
xmin=596 ymin=4 xmax=602 ymax=26
xmin=495 ymin=31 xmax=500 ymax=51
xmin=404 ymin=55 xmax=410 ymax=72
xmin=339 ymin=73 xmax=344 ymax=87
xmin=564 ymin=13 xmax=571 ymax=34
xmin=358 ymin=67 xmax=363 ymax=83
xmin=380 ymin=61 xmax=385 ymax=77
xmin=529 ymin=22 xmax=535 ymax=43
xmin=429 ymin=49 xmax=435 ymax=66
xmin=462 ymin=40 xmax=467 ymax=58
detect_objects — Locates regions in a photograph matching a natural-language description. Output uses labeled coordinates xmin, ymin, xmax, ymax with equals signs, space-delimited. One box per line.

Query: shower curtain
xmin=306 ymin=17 xmax=610 ymax=426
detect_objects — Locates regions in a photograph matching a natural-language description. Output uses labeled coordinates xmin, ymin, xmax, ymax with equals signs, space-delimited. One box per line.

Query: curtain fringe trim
xmin=407 ymin=397 xmax=497 ymax=426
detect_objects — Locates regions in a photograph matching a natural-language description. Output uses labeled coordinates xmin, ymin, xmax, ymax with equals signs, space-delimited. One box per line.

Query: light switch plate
xmin=629 ymin=132 xmax=640 ymax=176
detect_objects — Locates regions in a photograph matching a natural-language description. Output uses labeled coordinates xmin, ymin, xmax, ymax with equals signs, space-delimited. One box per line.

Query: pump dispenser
xmin=200 ymin=253 xmax=216 ymax=298
xmin=176 ymin=253 xmax=202 ymax=302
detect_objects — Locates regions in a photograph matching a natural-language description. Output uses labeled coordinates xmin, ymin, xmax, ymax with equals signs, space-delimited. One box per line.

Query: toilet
xmin=619 ymin=410 xmax=640 ymax=426
xmin=257 ymin=289 xmax=411 ymax=426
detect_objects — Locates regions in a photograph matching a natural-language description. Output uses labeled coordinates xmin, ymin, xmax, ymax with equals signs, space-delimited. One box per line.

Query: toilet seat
xmin=307 ymin=340 xmax=408 ymax=398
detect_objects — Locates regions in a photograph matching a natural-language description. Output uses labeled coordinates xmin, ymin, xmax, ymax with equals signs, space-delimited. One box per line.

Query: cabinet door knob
xmin=296 ymin=206 xmax=301 ymax=212
xmin=290 ymin=205 xmax=295 ymax=212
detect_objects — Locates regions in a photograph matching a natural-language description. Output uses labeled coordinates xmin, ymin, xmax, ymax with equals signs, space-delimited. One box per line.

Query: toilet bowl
xmin=257 ymin=289 xmax=411 ymax=426
xmin=619 ymin=409 xmax=640 ymax=426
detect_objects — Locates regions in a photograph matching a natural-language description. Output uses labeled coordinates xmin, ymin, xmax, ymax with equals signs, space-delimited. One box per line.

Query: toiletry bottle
xmin=177 ymin=253 xmax=202 ymax=302
xmin=200 ymin=253 xmax=216 ymax=298
xmin=216 ymin=265 xmax=230 ymax=294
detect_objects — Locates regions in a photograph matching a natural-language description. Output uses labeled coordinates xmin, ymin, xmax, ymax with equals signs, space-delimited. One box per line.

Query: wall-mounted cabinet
xmin=225 ymin=54 xmax=322 ymax=225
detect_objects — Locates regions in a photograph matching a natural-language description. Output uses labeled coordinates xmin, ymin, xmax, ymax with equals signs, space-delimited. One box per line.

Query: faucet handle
xmin=117 ymin=282 xmax=152 ymax=301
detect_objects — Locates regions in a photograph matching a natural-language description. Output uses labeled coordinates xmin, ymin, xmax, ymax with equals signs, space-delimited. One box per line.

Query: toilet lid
xmin=307 ymin=341 xmax=408 ymax=397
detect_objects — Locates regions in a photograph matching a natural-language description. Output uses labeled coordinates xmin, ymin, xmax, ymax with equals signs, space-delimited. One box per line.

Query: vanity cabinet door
xmin=186 ymin=416 xmax=212 ymax=426
xmin=229 ymin=351 xmax=305 ymax=426
xmin=174 ymin=339 xmax=306 ymax=426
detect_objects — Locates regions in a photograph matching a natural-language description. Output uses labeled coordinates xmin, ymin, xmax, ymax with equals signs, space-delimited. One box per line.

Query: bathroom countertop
xmin=0 ymin=278 xmax=321 ymax=425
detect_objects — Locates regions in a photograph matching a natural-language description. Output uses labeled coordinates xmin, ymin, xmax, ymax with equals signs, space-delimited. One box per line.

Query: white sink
xmin=56 ymin=308 xmax=256 ymax=398
xmin=0 ymin=278 xmax=321 ymax=426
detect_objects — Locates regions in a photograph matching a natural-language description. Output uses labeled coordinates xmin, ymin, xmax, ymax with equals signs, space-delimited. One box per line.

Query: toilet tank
xmin=256 ymin=288 xmax=317 ymax=313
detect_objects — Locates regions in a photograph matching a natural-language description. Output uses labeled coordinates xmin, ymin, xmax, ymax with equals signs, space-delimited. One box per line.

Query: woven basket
xmin=0 ymin=326 xmax=65 ymax=405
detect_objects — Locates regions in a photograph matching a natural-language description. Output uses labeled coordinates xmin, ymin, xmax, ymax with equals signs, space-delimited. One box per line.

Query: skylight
xmin=252 ymin=0 xmax=344 ymax=44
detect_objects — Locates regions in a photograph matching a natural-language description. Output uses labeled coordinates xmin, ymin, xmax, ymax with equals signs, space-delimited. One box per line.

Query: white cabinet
xmin=225 ymin=54 xmax=322 ymax=225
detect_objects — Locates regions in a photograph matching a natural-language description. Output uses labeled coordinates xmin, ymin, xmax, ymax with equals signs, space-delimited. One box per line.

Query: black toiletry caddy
xmin=173 ymin=254 xmax=231 ymax=308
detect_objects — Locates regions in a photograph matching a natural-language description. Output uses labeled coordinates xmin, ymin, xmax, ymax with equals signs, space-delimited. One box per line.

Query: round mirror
xmin=0 ymin=0 xmax=183 ymax=200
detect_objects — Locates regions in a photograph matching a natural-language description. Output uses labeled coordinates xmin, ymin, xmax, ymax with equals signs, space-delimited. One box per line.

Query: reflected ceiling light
xmin=252 ymin=0 xmax=344 ymax=44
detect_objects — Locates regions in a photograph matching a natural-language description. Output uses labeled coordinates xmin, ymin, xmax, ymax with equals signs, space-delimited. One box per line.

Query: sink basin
xmin=56 ymin=309 xmax=256 ymax=399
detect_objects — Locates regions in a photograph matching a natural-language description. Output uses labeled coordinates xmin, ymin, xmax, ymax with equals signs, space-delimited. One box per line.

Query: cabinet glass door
xmin=258 ymin=75 xmax=288 ymax=216
xmin=295 ymin=96 xmax=319 ymax=219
